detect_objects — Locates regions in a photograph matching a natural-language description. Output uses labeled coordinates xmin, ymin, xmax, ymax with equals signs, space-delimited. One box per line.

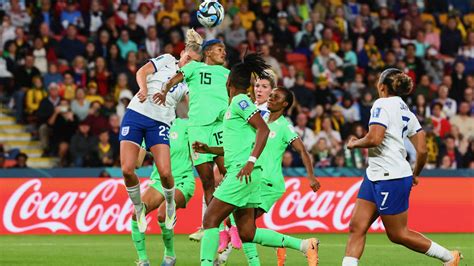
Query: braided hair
xmin=229 ymin=53 xmax=270 ymax=90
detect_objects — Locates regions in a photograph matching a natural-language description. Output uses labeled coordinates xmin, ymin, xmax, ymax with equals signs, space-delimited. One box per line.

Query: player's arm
xmin=192 ymin=142 xmax=224 ymax=156
xmin=347 ymin=124 xmax=386 ymax=149
xmin=237 ymin=113 xmax=270 ymax=183
xmin=153 ymin=72 xmax=184 ymax=105
xmin=291 ymin=138 xmax=321 ymax=192
xmin=136 ymin=62 xmax=155 ymax=102
xmin=409 ymin=130 xmax=427 ymax=186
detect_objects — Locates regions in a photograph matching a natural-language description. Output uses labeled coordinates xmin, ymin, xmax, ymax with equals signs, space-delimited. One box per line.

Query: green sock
xmin=253 ymin=228 xmax=302 ymax=251
xmin=243 ymin=242 xmax=260 ymax=266
xmin=200 ymin=228 xmax=219 ymax=265
xmin=131 ymin=220 xmax=148 ymax=260
xmin=159 ymin=222 xmax=175 ymax=258
xmin=219 ymin=221 xmax=225 ymax=231
xmin=229 ymin=214 xmax=237 ymax=227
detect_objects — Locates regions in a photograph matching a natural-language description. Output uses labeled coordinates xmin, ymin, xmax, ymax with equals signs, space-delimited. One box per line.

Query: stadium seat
xmin=286 ymin=53 xmax=308 ymax=65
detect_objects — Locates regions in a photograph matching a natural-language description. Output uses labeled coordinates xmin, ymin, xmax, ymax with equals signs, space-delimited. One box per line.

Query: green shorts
xmin=188 ymin=121 xmax=223 ymax=166
xmin=213 ymin=166 xmax=262 ymax=209
xmin=258 ymin=182 xmax=285 ymax=213
xmin=149 ymin=174 xmax=196 ymax=207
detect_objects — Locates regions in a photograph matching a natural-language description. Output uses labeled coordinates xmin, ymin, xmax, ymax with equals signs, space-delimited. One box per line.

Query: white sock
xmin=342 ymin=256 xmax=359 ymax=266
xmin=201 ymin=195 xmax=207 ymax=226
xmin=425 ymin=241 xmax=453 ymax=262
xmin=163 ymin=186 xmax=175 ymax=215
xmin=126 ymin=183 xmax=142 ymax=212
xmin=299 ymin=239 xmax=309 ymax=253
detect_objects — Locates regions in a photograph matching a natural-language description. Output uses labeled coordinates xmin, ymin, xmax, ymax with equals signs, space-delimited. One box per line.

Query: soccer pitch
xmin=0 ymin=233 xmax=472 ymax=265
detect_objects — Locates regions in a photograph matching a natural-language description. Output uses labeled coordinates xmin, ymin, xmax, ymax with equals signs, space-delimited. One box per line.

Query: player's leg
xmin=378 ymin=176 xmax=461 ymax=265
xmin=342 ymin=199 xmax=378 ymax=266
xmin=200 ymin=198 xmax=236 ymax=266
xmin=156 ymin=188 xmax=188 ymax=266
xmin=130 ymin=187 xmax=164 ymax=265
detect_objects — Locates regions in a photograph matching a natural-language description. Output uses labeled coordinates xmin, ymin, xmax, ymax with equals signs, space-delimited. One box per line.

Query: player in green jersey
xmin=192 ymin=53 xmax=319 ymax=266
xmin=130 ymin=118 xmax=195 ymax=266
xmin=154 ymin=39 xmax=231 ymax=241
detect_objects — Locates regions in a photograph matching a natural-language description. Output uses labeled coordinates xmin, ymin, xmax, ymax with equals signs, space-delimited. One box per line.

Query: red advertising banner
xmin=0 ymin=177 xmax=473 ymax=234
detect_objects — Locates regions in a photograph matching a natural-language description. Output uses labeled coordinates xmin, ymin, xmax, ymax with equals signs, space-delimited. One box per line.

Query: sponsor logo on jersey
xmin=269 ymin=131 xmax=276 ymax=138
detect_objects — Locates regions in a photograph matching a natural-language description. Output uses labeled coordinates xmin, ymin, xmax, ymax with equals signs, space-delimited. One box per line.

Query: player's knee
xmin=386 ymin=230 xmax=407 ymax=244
xmin=238 ymin=227 xmax=255 ymax=243
xmin=348 ymin=220 xmax=365 ymax=235
xmin=121 ymin=164 xmax=135 ymax=178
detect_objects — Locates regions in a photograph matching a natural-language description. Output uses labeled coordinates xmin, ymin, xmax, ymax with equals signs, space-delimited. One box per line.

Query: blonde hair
xmin=185 ymin=28 xmax=203 ymax=53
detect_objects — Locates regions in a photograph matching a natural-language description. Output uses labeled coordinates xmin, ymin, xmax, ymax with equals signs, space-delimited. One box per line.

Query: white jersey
xmin=366 ymin=96 xmax=422 ymax=181
xmin=127 ymin=54 xmax=188 ymax=126
xmin=256 ymin=102 xmax=270 ymax=121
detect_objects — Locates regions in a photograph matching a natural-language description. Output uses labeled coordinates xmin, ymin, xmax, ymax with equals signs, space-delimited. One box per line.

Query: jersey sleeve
xmin=406 ymin=111 xmax=423 ymax=137
xmin=284 ymin=122 xmax=299 ymax=145
xmin=233 ymin=95 xmax=259 ymax=121
xmin=180 ymin=60 xmax=199 ymax=83
xmin=368 ymin=99 xmax=390 ymax=128
xmin=149 ymin=54 xmax=174 ymax=73
xmin=175 ymin=83 xmax=189 ymax=102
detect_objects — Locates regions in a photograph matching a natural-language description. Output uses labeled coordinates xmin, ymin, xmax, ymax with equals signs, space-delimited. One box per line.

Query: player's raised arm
xmin=291 ymin=138 xmax=320 ymax=192
xmin=153 ymin=72 xmax=185 ymax=105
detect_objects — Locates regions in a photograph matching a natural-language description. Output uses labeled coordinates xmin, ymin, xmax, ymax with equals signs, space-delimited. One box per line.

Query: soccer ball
xmin=197 ymin=0 xmax=224 ymax=28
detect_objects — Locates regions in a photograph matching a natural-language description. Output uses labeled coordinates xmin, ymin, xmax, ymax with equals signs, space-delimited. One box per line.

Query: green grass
xmin=0 ymin=233 xmax=472 ymax=265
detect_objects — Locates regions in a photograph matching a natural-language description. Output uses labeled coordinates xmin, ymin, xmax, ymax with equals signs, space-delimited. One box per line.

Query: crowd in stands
xmin=0 ymin=0 xmax=473 ymax=169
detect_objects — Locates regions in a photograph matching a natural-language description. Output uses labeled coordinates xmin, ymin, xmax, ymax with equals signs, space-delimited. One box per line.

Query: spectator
xmin=83 ymin=0 xmax=103 ymax=36
xmin=451 ymin=61 xmax=467 ymax=102
xmin=224 ymin=14 xmax=246 ymax=50
xmin=144 ymin=26 xmax=160 ymax=58
xmin=13 ymin=153 xmax=28 ymax=168
xmin=116 ymin=29 xmax=138 ymax=60
xmin=70 ymin=121 xmax=97 ymax=167
xmin=343 ymin=134 xmax=365 ymax=169
xmin=283 ymin=65 xmax=296 ymax=89
xmin=273 ymin=11 xmax=294 ymax=52
xmin=313 ymin=27 xmax=338 ymax=56
xmin=96 ymin=30 xmax=111 ymax=59
xmin=97 ymin=14 xmax=119 ymax=41
xmin=260 ymin=44 xmax=282 ymax=79
xmin=96 ymin=130 xmax=114 ymax=166
xmin=340 ymin=39 xmax=357 ymax=81
xmin=83 ymin=101 xmax=108 ymax=136
xmin=14 ymin=54 xmax=40 ymax=89
xmin=37 ymin=83 xmax=61 ymax=155
xmin=71 ymin=88 xmax=90 ymax=121
xmin=108 ymin=114 xmax=120 ymax=160
xmin=340 ymin=95 xmax=360 ymax=123
xmin=414 ymin=30 xmax=428 ymax=58
xmin=136 ymin=3 xmax=155 ymax=31
xmin=116 ymin=89 xmax=133 ymax=122
xmin=450 ymin=125 xmax=469 ymax=155
xmin=58 ymin=72 xmax=77 ymax=101
xmin=171 ymin=11 xmax=192 ymax=41
xmin=295 ymin=21 xmax=317 ymax=53
xmin=48 ymin=99 xmax=78 ymax=154
xmin=412 ymin=94 xmax=430 ymax=125
xmin=58 ymin=25 xmax=85 ymax=63
xmin=450 ymin=102 xmax=474 ymax=139
xmin=425 ymin=123 xmax=441 ymax=169
xmin=32 ymin=38 xmax=47 ymax=74
xmin=84 ymin=41 xmax=97 ymax=66
xmin=157 ymin=0 xmax=179 ymax=26
xmin=282 ymin=151 xmax=293 ymax=168
xmin=347 ymin=72 xmax=365 ymax=100
xmin=25 ymin=76 xmax=46 ymax=115
xmin=439 ymin=155 xmax=454 ymax=169
xmin=438 ymin=135 xmax=463 ymax=168
xmin=123 ymin=12 xmax=145 ymax=46
xmin=8 ymin=1 xmax=31 ymax=28
xmin=440 ymin=16 xmax=463 ymax=57
xmin=71 ymin=56 xmax=87 ymax=87
xmin=169 ymin=30 xmax=185 ymax=58
xmin=311 ymin=138 xmax=332 ymax=168
xmin=237 ymin=2 xmax=256 ymax=30
xmin=85 ymin=81 xmax=104 ymax=104
xmin=60 ymin=0 xmax=84 ymax=30
xmin=415 ymin=74 xmax=436 ymax=103
xmin=459 ymin=31 xmax=474 ymax=61
xmin=424 ymin=21 xmax=440 ymax=50
xmin=372 ymin=17 xmax=395 ymax=52
xmin=93 ymin=57 xmax=110 ymax=96
xmin=43 ymin=63 xmax=63 ymax=89
xmin=117 ymin=51 xmax=139 ymax=93
xmin=313 ymin=81 xmax=337 ymax=108
xmin=464 ymin=87 xmax=474 ymax=113
xmin=315 ymin=115 xmax=342 ymax=152
xmin=294 ymin=113 xmax=316 ymax=151
xmin=434 ymin=85 xmax=457 ymax=119
xmin=13 ymin=27 xmax=31 ymax=61
xmin=312 ymin=44 xmax=343 ymax=78
xmin=430 ymin=102 xmax=451 ymax=138
xmin=1 ymin=16 xmax=16 ymax=50
xmin=463 ymin=140 xmax=474 ymax=168
xmin=424 ymin=47 xmax=444 ymax=85
xmin=291 ymin=73 xmax=314 ymax=111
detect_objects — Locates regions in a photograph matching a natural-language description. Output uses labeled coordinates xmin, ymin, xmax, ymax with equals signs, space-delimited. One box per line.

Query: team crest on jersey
xmin=269 ymin=131 xmax=276 ymax=138
xmin=121 ymin=126 xmax=130 ymax=136
xmin=372 ymin=107 xmax=381 ymax=118
xmin=225 ymin=110 xmax=231 ymax=119
xmin=169 ymin=132 xmax=178 ymax=139
xmin=192 ymin=151 xmax=200 ymax=160
xmin=238 ymin=100 xmax=249 ymax=110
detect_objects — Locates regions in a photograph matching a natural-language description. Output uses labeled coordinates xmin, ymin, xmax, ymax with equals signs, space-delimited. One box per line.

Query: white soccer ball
xmin=197 ymin=0 xmax=225 ymax=28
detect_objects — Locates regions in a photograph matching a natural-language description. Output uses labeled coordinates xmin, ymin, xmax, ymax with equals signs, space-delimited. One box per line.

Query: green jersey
xmin=223 ymin=94 xmax=259 ymax=169
xmin=150 ymin=118 xmax=193 ymax=179
xmin=260 ymin=115 xmax=299 ymax=192
xmin=180 ymin=61 xmax=230 ymax=126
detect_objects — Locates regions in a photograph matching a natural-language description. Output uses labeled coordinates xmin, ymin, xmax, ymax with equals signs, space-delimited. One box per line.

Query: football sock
xmin=163 ymin=186 xmax=176 ymax=217
xmin=159 ymin=222 xmax=175 ymax=258
xmin=243 ymin=242 xmax=261 ymax=266
xmin=201 ymin=195 xmax=207 ymax=225
xmin=229 ymin=214 xmax=236 ymax=226
xmin=425 ymin=241 xmax=453 ymax=262
xmin=252 ymin=228 xmax=302 ymax=251
xmin=342 ymin=256 xmax=359 ymax=266
xmin=126 ymin=183 xmax=142 ymax=213
xmin=131 ymin=220 xmax=148 ymax=260
xmin=200 ymin=228 xmax=219 ymax=265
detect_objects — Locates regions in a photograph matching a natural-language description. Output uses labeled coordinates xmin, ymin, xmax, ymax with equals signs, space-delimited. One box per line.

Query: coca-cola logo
xmin=263 ymin=179 xmax=384 ymax=232
xmin=2 ymin=179 xmax=149 ymax=233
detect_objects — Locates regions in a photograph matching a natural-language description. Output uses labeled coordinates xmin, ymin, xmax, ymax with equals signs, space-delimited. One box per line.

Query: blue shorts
xmin=119 ymin=109 xmax=170 ymax=149
xmin=357 ymin=175 xmax=413 ymax=215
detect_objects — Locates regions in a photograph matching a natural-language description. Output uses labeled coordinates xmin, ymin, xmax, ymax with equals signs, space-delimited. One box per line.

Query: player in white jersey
xmin=119 ymin=29 xmax=203 ymax=236
xmin=342 ymin=69 xmax=462 ymax=266
xmin=253 ymin=69 xmax=277 ymax=120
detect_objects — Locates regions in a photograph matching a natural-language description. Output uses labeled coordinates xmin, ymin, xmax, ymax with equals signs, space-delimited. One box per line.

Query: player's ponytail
xmin=229 ymin=53 xmax=270 ymax=90
xmin=380 ymin=68 xmax=413 ymax=96
xmin=185 ymin=28 xmax=203 ymax=54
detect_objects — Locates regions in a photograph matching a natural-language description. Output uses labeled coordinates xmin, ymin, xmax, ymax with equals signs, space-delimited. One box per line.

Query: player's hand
xmin=237 ymin=162 xmax=254 ymax=184
xmin=309 ymin=177 xmax=321 ymax=192
xmin=152 ymin=91 xmax=167 ymax=105
xmin=347 ymin=136 xmax=358 ymax=150
xmin=192 ymin=141 xmax=209 ymax=153
xmin=412 ymin=176 xmax=419 ymax=187
xmin=137 ymin=88 xmax=147 ymax=103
